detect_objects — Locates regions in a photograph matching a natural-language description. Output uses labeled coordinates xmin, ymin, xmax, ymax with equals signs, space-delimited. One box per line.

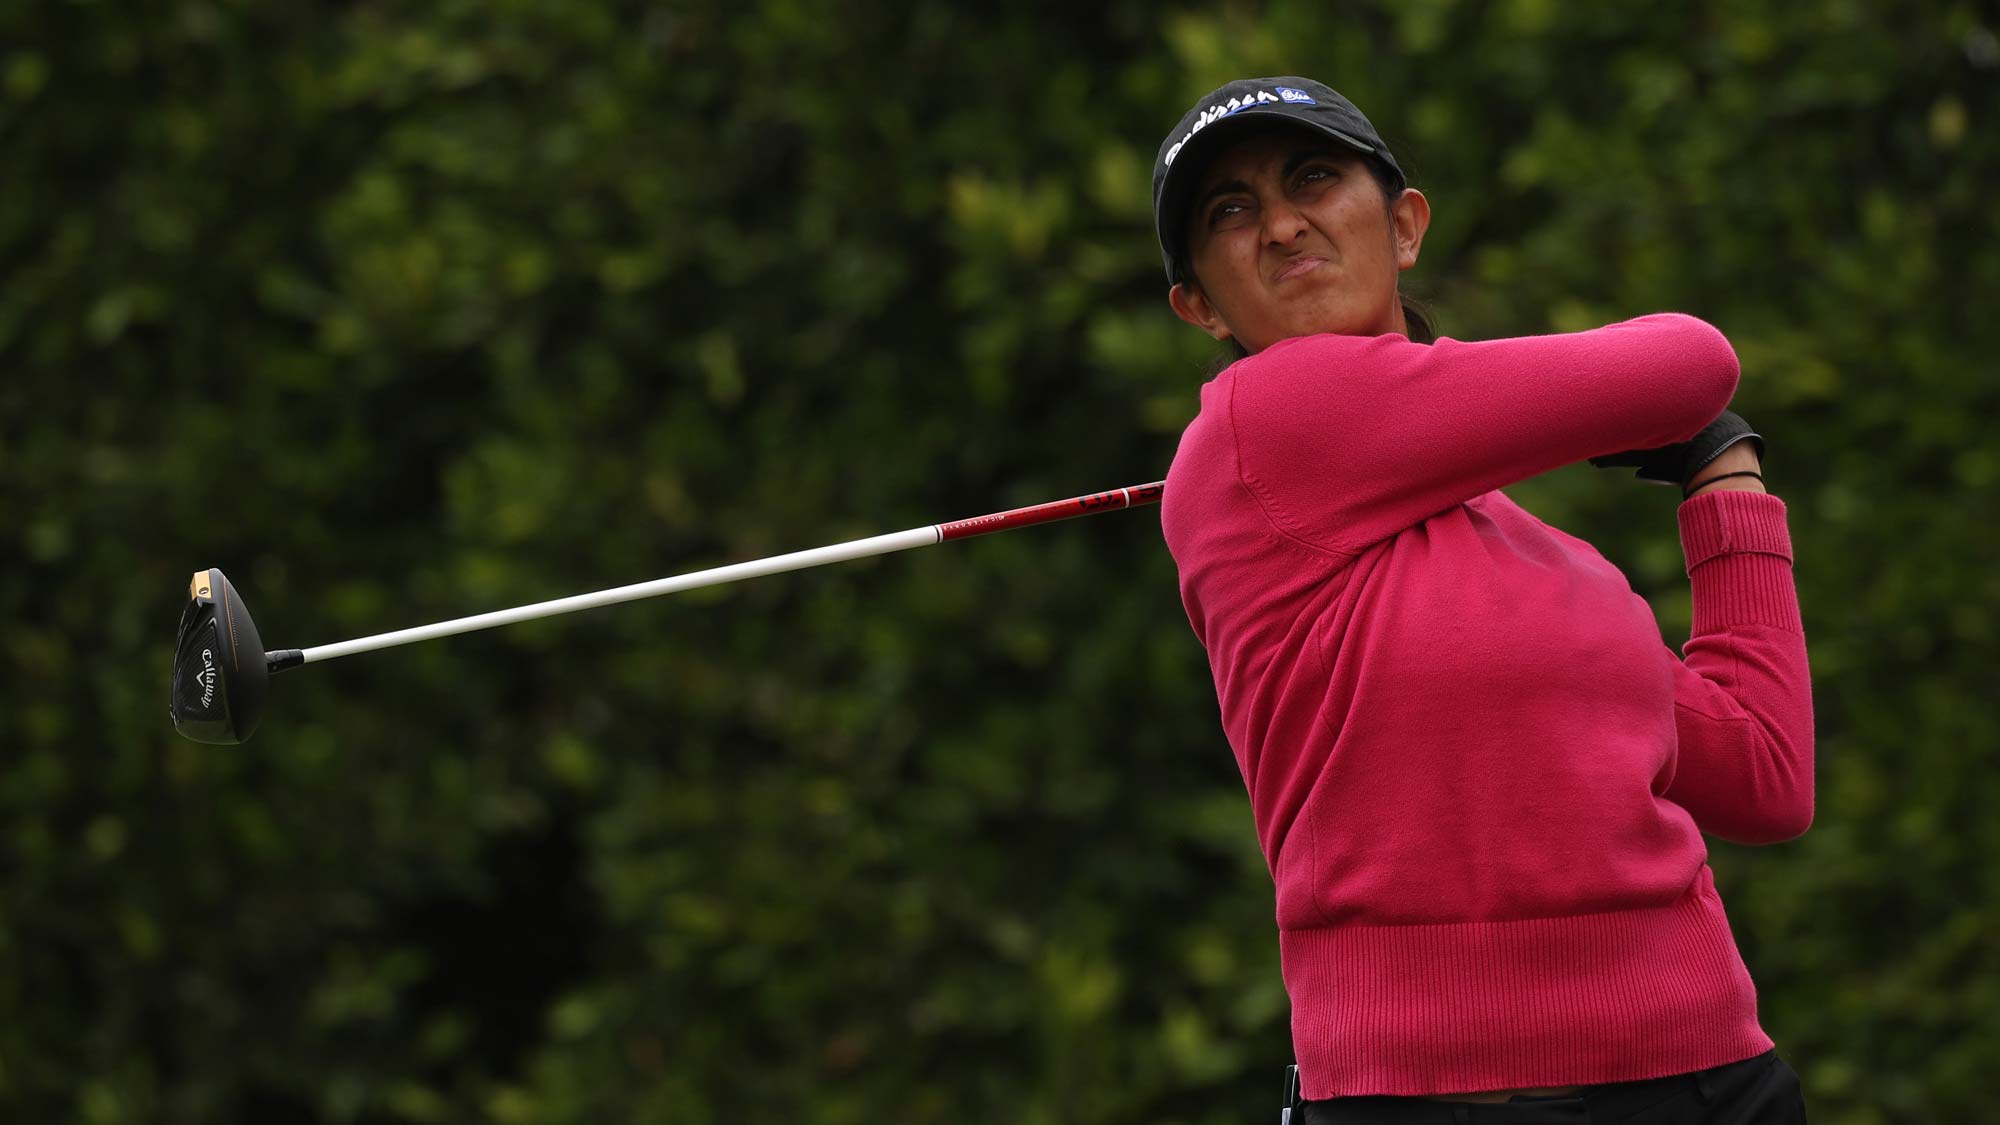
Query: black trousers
xmin=1298 ymin=1050 xmax=1806 ymax=1124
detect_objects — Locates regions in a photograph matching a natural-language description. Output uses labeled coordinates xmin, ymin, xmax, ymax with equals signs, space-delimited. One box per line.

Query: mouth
xmin=1273 ymin=255 xmax=1328 ymax=282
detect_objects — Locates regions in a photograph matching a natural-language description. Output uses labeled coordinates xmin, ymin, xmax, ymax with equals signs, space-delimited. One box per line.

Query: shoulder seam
xmin=1223 ymin=365 xmax=1358 ymax=561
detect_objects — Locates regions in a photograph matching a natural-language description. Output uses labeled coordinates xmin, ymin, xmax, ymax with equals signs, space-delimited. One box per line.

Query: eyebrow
xmin=1194 ymin=145 xmax=1348 ymax=213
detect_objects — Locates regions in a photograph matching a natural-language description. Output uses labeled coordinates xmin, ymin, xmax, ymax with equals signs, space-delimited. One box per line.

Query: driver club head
xmin=171 ymin=568 xmax=270 ymax=745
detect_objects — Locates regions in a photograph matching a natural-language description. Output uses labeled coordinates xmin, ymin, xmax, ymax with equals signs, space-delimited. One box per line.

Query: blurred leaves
xmin=2 ymin=0 xmax=1996 ymax=1122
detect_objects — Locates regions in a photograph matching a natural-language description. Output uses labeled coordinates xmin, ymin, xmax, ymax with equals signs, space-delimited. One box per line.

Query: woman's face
xmin=1168 ymin=130 xmax=1429 ymax=354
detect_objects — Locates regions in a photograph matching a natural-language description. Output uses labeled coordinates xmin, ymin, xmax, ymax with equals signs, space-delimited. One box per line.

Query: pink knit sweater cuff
xmin=1678 ymin=490 xmax=1801 ymax=635
xmin=1678 ymin=490 xmax=1792 ymax=570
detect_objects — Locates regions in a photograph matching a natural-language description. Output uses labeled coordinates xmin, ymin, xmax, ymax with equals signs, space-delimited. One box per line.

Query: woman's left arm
xmin=1661 ymin=462 xmax=1816 ymax=844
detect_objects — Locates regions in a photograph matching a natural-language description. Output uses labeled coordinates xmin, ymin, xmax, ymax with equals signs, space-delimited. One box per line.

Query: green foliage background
xmin=4 ymin=1 xmax=1995 ymax=1121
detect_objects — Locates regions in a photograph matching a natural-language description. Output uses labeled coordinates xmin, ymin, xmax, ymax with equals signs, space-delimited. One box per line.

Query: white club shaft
xmin=299 ymin=525 xmax=942 ymax=665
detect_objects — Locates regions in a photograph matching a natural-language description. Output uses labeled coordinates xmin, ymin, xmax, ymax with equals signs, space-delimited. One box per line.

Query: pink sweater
xmin=1159 ymin=314 xmax=1814 ymax=1098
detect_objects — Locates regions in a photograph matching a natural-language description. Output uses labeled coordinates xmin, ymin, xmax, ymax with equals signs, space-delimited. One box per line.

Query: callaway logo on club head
xmin=199 ymin=647 xmax=217 ymax=710
xmin=1164 ymin=87 xmax=1318 ymax=167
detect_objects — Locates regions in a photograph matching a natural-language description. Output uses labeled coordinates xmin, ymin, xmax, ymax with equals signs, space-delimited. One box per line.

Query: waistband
xmin=1299 ymin=1049 xmax=1781 ymax=1123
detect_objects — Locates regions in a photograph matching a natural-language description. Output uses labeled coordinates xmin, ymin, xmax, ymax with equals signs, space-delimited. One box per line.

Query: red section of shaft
xmin=935 ymin=481 xmax=1165 ymax=542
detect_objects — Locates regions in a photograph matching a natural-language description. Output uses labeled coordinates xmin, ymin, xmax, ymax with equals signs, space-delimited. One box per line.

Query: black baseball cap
xmin=1152 ymin=77 xmax=1405 ymax=284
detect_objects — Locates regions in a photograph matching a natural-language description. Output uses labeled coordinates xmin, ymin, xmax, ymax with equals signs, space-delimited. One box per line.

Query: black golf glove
xmin=1589 ymin=410 xmax=1764 ymax=487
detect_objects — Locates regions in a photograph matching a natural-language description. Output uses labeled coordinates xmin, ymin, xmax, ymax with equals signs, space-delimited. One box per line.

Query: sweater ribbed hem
xmin=1678 ymin=491 xmax=1803 ymax=635
xmin=1279 ymin=867 xmax=1772 ymax=1098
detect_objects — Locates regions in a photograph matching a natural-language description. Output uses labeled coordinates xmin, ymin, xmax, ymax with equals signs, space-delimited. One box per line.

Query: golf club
xmin=171 ymin=481 xmax=1166 ymax=745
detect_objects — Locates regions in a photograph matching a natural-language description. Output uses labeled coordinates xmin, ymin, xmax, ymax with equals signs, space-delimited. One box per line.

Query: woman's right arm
xmin=1226 ymin=313 xmax=1739 ymax=554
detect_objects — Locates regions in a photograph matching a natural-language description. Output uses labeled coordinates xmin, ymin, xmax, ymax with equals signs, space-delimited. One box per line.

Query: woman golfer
xmin=1152 ymin=77 xmax=1813 ymax=1121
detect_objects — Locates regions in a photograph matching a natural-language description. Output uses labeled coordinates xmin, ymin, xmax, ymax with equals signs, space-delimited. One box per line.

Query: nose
xmin=1262 ymin=195 xmax=1310 ymax=248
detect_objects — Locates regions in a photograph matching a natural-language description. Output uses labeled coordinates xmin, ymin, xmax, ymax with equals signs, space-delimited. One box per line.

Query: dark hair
xmin=1181 ymin=155 xmax=1436 ymax=368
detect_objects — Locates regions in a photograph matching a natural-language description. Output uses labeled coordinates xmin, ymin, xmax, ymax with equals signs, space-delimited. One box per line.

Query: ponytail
xmin=1400 ymin=295 xmax=1437 ymax=344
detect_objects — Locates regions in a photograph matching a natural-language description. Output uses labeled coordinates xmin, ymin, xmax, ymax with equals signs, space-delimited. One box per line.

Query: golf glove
xmin=1589 ymin=410 xmax=1764 ymax=487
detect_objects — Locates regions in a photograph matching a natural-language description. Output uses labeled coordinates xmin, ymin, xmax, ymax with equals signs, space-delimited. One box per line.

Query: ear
xmin=1390 ymin=188 xmax=1431 ymax=271
xmin=1169 ymin=281 xmax=1233 ymax=342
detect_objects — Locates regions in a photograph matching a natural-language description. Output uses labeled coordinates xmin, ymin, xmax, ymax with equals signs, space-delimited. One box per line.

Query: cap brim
xmin=1155 ymin=113 xmax=1379 ymax=283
